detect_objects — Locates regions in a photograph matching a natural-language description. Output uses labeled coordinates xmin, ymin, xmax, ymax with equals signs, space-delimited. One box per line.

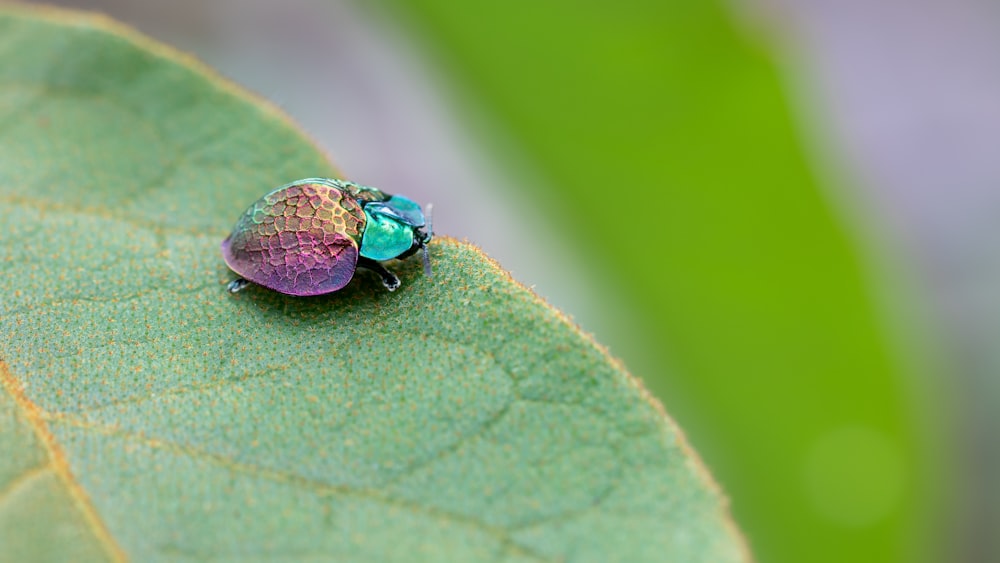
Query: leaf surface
xmin=0 ymin=7 xmax=746 ymax=562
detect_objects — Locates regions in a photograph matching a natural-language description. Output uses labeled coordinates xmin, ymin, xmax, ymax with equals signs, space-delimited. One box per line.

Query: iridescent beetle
xmin=221 ymin=178 xmax=432 ymax=296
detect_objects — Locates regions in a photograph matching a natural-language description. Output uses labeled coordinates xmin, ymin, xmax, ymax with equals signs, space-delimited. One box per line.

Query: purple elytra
xmin=221 ymin=179 xmax=367 ymax=296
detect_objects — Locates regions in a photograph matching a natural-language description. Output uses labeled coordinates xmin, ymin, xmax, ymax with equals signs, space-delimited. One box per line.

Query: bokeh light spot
xmin=803 ymin=425 xmax=906 ymax=527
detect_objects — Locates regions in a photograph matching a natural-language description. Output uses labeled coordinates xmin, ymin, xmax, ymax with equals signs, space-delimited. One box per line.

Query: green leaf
xmin=0 ymin=7 xmax=746 ymax=561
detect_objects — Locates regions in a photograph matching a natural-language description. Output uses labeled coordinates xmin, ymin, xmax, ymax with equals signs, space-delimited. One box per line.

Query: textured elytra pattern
xmin=221 ymin=181 xmax=366 ymax=296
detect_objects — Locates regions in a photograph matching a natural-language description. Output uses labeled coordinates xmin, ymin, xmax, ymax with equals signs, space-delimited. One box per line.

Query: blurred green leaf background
xmin=39 ymin=0 xmax=987 ymax=561
xmin=375 ymin=4 xmax=936 ymax=563
xmin=371 ymin=3 xmax=939 ymax=563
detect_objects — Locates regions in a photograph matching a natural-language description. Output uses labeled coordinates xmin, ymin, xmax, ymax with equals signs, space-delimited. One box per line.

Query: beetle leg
xmin=357 ymin=257 xmax=401 ymax=292
xmin=227 ymin=277 xmax=251 ymax=294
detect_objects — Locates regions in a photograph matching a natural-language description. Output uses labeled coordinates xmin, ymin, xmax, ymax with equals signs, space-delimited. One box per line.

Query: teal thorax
xmin=359 ymin=195 xmax=426 ymax=261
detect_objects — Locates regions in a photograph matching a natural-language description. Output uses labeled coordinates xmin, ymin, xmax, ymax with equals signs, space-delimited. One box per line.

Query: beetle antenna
xmin=422 ymin=203 xmax=433 ymax=277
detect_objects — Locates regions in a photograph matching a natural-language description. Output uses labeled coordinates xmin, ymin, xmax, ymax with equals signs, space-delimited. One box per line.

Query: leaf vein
xmin=44 ymin=410 xmax=553 ymax=562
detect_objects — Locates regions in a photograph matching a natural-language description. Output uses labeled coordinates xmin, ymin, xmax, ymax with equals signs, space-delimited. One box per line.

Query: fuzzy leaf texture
xmin=0 ymin=7 xmax=747 ymax=562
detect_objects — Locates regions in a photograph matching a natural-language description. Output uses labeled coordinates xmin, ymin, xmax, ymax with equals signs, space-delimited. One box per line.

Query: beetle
xmin=221 ymin=178 xmax=432 ymax=296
